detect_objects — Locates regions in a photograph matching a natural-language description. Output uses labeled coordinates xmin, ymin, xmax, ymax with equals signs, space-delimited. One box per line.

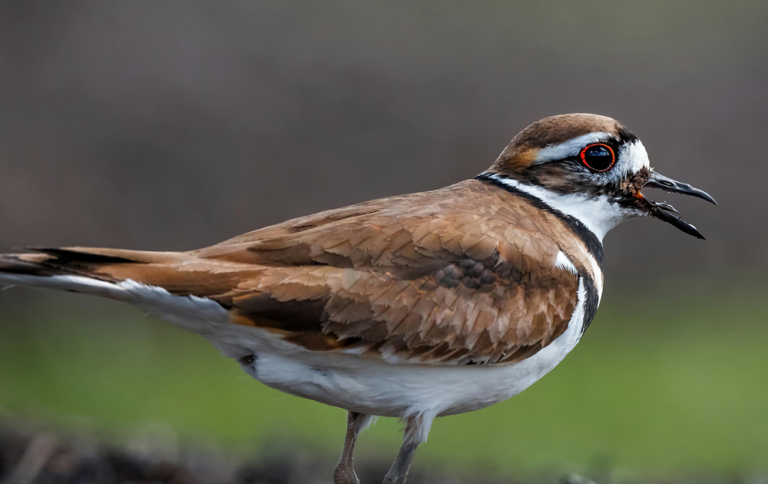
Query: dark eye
xmin=580 ymin=143 xmax=616 ymax=172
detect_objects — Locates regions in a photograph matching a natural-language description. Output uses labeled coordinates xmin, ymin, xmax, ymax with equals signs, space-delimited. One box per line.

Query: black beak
xmin=644 ymin=172 xmax=718 ymax=205
xmin=640 ymin=172 xmax=717 ymax=240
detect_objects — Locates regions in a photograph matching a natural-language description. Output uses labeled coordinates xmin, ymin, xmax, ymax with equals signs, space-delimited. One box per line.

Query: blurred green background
xmin=0 ymin=0 xmax=766 ymax=481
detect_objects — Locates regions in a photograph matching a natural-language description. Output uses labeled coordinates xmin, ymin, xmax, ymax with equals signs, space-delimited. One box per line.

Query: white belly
xmin=207 ymin=277 xmax=588 ymax=418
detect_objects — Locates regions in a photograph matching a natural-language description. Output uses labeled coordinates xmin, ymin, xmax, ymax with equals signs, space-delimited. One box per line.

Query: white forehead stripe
xmin=617 ymin=140 xmax=650 ymax=176
xmin=535 ymin=132 xmax=613 ymax=164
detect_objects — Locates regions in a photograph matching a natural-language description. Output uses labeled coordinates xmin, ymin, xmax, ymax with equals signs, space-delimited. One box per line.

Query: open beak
xmin=637 ymin=172 xmax=717 ymax=240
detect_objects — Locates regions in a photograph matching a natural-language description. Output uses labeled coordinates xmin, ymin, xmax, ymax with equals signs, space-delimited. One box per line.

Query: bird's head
xmin=481 ymin=113 xmax=716 ymax=241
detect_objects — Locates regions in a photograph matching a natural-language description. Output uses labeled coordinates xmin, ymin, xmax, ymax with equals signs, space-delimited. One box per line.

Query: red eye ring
xmin=580 ymin=143 xmax=616 ymax=172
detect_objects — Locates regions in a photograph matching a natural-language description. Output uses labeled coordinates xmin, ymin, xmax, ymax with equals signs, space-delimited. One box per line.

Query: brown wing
xmin=5 ymin=180 xmax=585 ymax=365
xmin=199 ymin=179 xmax=584 ymax=365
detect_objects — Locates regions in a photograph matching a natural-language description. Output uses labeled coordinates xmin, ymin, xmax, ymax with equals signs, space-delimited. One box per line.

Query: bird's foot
xmin=382 ymin=470 xmax=409 ymax=484
xmin=333 ymin=462 xmax=360 ymax=484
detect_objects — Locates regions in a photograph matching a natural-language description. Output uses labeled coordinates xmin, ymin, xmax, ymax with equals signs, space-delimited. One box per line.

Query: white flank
xmin=116 ymin=279 xmax=230 ymax=331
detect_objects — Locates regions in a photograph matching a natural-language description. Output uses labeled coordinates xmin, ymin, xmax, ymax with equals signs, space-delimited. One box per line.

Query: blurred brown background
xmin=0 ymin=1 xmax=766 ymax=482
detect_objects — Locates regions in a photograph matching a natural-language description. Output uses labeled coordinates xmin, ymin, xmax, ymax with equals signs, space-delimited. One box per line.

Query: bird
xmin=0 ymin=113 xmax=716 ymax=484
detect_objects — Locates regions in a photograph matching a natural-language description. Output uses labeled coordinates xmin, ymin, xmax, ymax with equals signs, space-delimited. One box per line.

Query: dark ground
xmin=0 ymin=424 xmax=757 ymax=484
xmin=0 ymin=423 xmax=523 ymax=484
xmin=0 ymin=422 xmax=514 ymax=484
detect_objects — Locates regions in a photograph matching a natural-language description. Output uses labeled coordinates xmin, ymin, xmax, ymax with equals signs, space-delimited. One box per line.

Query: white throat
xmin=481 ymin=172 xmax=636 ymax=242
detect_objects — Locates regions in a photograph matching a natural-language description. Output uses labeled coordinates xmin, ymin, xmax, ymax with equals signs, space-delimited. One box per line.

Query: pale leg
xmin=334 ymin=411 xmax=372 ymax=484
xmin=382 ymin=415 xmax=432 ymax=484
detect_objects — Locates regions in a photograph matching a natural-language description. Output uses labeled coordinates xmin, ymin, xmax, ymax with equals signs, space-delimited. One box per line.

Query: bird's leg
xmin=382 ymin=440 xmax=418 ymax=484
xmin=334 ymin=411 xmax=371 ymax=484
xmin=382 ymin=414 xmax=432 ymax=484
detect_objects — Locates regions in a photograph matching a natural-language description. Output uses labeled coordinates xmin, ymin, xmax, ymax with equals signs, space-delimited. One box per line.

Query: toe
xmin=333 ymin=464 xmax=360 ymax=484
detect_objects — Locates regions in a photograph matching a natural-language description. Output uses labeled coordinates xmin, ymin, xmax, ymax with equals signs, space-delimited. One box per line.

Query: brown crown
xmin=491 ymin=113 xmax=628 ymax=173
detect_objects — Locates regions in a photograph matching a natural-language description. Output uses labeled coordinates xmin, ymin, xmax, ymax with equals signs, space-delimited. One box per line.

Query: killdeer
xmin=0 ymin=114 xmax=715 ymax=484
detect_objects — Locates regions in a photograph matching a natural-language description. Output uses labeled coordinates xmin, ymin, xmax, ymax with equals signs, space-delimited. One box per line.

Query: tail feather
xmin=0 ymin=253 xmax=62 ymax=277
xmin=0 ymin=247 xmax=244 ymax=304
xmin=0 ymin=260 xmax=130 ymax=301
xmin=0 ymin=248 xmax=234 ymax=335
xmin=0 ymin=247 xmax=175 ymax=300
xmin=20 ymin=247 xmax=141 ymax=264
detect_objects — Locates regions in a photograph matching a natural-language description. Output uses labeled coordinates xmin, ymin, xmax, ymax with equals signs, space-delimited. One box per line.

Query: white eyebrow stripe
xmin=534 ymin=132 xmax=613 ymax=164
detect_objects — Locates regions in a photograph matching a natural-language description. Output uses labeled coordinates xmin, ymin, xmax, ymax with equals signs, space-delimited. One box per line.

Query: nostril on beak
xmin=658 ymin=180 xmax=675 ymax=188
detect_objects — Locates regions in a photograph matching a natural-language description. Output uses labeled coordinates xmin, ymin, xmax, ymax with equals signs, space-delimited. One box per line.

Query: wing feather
xmin=202 ymin=181 xmax=585 ymax=365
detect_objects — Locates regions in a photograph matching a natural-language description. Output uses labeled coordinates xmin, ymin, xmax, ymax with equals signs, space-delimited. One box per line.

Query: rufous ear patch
xmin=494 ymin=147 xmax=540 ymax=171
